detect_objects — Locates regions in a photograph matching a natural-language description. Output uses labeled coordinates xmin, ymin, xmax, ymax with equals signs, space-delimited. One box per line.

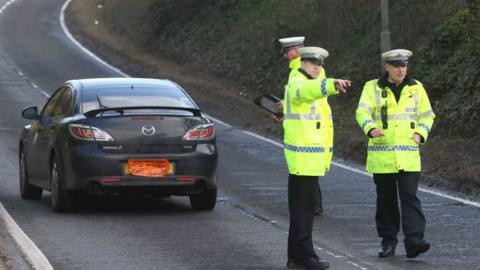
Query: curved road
xmin=0 ymin=0 xmax=479 ymax=269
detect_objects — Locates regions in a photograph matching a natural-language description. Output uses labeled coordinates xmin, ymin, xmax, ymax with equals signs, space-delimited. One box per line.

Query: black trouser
xmin=373 ymin=172 xmax=426 ymax=247
xmin=315 ymin=181 xmax=323 ymax=211
xmin=287 ymin=174 xmax=319 ymax=261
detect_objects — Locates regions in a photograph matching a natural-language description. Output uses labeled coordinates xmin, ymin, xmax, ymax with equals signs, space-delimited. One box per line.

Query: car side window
xmin=40 ymin=87 xmax=67 ymax=118
xmin=53 ymin=87 xmax=75 ymax=116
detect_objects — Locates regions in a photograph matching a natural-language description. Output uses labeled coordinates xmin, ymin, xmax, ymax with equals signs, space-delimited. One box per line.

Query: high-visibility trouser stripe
xmin=284 ymin=144 xmax=325 ymax=153
xmin=368 ymin=145 xmax=419 ymax=152
xmin=372 ymin=114 xmax=417 ymax=121
xmin=283 ymin=113 xmax=322 ymax=120
xmin=362 ymin=119 xmax=374 ymax=129
xmin=419 ymin=123 xmax=431 ymax=133
xmin=329 ymin=147 xmax=333 ymax=153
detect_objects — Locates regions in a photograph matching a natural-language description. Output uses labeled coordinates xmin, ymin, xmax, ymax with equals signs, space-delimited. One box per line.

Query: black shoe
xmin=286 ymin=258 xmax=303 ymax=269
xmin=378 ymin=241 xmax=396 ymax=258
xmin=406 ymin=240 xmax=430 ymax=258
xmin=303 ymin=257 xmax=329 ymax=270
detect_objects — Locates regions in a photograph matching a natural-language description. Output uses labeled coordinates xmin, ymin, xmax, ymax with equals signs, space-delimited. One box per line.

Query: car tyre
xmin=19 ymin=150 xmax=43 ymax=200
xmin=189 ymin=188 xmax=217 ymax=211
xmin=50 ymin=156 xmax=76 ymax=212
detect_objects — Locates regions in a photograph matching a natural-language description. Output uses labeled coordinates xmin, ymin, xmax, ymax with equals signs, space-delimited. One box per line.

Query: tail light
xmin=69 ymin=124 xmax=114 ymax=142
xmin=183 ymin=123 xmax=215 ymax=141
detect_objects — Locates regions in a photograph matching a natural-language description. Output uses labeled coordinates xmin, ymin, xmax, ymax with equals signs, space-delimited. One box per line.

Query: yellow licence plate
xmin=125 ymin=159 xmax=174 ymax=177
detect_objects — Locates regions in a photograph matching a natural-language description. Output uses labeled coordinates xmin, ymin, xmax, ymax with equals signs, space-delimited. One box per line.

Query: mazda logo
xmin=141 ymin=126 xmax=155 ymax=136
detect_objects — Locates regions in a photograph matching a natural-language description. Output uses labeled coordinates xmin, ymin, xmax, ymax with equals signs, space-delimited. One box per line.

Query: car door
xmin=27 ymin=87 xmax=69 ymax=181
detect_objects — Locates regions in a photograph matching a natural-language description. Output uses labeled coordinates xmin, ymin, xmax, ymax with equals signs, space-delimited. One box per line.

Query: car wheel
xmin=189 ymin=188 xmax=217 ymax=211
xmin=19 ymin=150 xmax=42 ymax=200
xmin=50 ymin=156 xmax=76 ymax=212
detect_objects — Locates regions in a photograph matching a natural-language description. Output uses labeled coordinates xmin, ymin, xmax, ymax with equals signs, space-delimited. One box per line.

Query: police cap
xmin=299 ymin=46 xmax=329 ymax=65
xmin=382 ymin=49 xmax=413 ymax=66
xmin=278 ymin=36 xmax=305 ymax=53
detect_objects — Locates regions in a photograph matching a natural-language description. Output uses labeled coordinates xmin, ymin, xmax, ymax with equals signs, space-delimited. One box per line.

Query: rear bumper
xmin=82 ymin=175 xmax=216 ymax=196
xmin=63 ymin=143 xmax=218 ymax=195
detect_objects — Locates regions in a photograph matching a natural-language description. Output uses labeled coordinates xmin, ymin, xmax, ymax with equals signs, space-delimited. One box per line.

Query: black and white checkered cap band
xmin=385 ymin=54 xmax=409 ymax=65
xmin=385 ymin=54 xmax=409 ymax=62
xmin=300 ymin=52 xmax=325 ymax=62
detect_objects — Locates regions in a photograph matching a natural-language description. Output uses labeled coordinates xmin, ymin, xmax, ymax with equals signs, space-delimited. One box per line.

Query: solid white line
xmin=0 ymin=1 xmax=53 ymax=269
xmin=60 ymin=0 xmax=130 ymax=78
xmin=58 ymin=0 xmax=480 ymax=209
xmin=0 ymin=204 xmax=53 ymax=270
xmin=1 ymin=0 xmax=12 ymax=13
xmin=206 ymin=115 xmax=231 ymax=128
xmin=212 ymin=119 xmax=480 ymax=208
xmin=418 ymin=188 xmax=480 ymax=207
xmin=0 ymin=0 xmax=15 ymax=14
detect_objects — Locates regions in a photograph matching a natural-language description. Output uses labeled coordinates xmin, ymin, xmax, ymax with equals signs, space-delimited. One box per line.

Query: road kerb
xmin=0 ymin=203 xmax=53 ymax=270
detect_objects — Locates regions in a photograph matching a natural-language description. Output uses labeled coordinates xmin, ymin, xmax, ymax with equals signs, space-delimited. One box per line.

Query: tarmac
xmin=0 ymin=203 xmax=33 ymax=270
xmin=0 ymin=56 xmax=53 ymax=270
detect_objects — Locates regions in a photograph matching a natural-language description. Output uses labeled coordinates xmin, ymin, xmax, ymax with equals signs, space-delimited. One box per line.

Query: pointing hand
xmin=334 ymin=79 xmax=352 ymax=93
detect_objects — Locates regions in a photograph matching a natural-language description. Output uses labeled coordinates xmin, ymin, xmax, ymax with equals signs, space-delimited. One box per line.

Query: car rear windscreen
xmin=82 ymin=86 xmax=197 ymax=114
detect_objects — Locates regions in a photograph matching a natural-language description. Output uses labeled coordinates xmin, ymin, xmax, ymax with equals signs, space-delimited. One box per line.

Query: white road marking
xmin=61 ymin=0 xmax=479 ymax=267
xmin=40 ymin=91 xmax=50 ymax=99
xmin=61 ymin=0 xmax=480 ymax=214
xmin=234 ymin=202 xmax=370 ymax=269
xmin=347 ymin=261 xmax=368 ymax=270
xmin=60 ymin=0 xmax=130 ymax=78
xmin=0 ymin=1 xmax=53 ymax=269
xmin=0 ymin=0 xmax=16 ymax=14
xmin=211 ymin=117 xmax=480 ymax=208
xmin=0 ymin=1 xmax=470 ymax=270
xmin=0 ymin=204 xmax=53 ymax=270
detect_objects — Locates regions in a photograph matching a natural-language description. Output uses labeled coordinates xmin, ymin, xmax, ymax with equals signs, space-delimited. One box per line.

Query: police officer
xmin=284 ymin=46 xmax=351 ymax=270
xmin=279 ymin=36 xmax=329 ymax=215
xmin=356 ymin=49 xmax=435 ymax=258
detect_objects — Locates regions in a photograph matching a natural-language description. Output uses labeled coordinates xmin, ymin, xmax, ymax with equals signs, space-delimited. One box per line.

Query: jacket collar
xmin=298 ymin=68 xmax=314 ymax=80
xmin=378 ymin=72 xmax=416 ymax=89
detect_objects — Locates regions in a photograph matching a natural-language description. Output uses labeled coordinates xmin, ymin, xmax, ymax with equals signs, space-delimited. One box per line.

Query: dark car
xmin=19 ymin=78 xmax=218 ymax=212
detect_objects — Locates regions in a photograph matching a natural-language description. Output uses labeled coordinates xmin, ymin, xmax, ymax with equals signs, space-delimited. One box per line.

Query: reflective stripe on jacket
xmin=283 ymin=68 xmax=338 ymax=176
xmin=355 ymin=78 xmax=435 ymax=173
xmin=287 ymin=58 xmax=333 ymax=171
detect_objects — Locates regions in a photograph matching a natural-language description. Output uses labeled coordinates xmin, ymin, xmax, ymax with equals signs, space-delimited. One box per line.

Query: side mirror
xmin=253 ymin=93 xmax=283 ymax=117
xmin=21 ymin=106 xmax=39 ymax=120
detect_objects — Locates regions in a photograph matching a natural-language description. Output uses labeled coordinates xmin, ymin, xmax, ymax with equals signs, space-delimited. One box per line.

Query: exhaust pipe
xmin=194 ymin=180 xmax=206 ymax=192
xmin=86 ymin=181 xmax=105 ymax=195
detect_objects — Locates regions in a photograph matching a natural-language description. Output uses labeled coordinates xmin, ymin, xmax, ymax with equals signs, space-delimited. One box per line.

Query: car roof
xmin=66 ymin=78 xmax=179 ymax=91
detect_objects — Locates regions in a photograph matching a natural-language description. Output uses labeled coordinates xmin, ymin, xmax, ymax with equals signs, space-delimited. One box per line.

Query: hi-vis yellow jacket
xmin=283 ymin=68 xmax=338 ymax=176
xmin=287 ymin=58 xmax=333 ymax=171
xmin=356 ymin=77 xmax=435 ymax=173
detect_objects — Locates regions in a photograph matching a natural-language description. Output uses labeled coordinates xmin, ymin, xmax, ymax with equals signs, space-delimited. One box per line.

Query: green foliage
xmin=109 ymin=0 xmax=478 ymax=137
xmin=414 ymin=4 xmax=480 ymax=135
xmin=91 ymin=0 xmax=480 ymax=188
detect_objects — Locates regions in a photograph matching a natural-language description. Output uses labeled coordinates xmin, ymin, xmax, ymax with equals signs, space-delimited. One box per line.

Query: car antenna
xmin=96 ymin=94 xmax=108 ymax=109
